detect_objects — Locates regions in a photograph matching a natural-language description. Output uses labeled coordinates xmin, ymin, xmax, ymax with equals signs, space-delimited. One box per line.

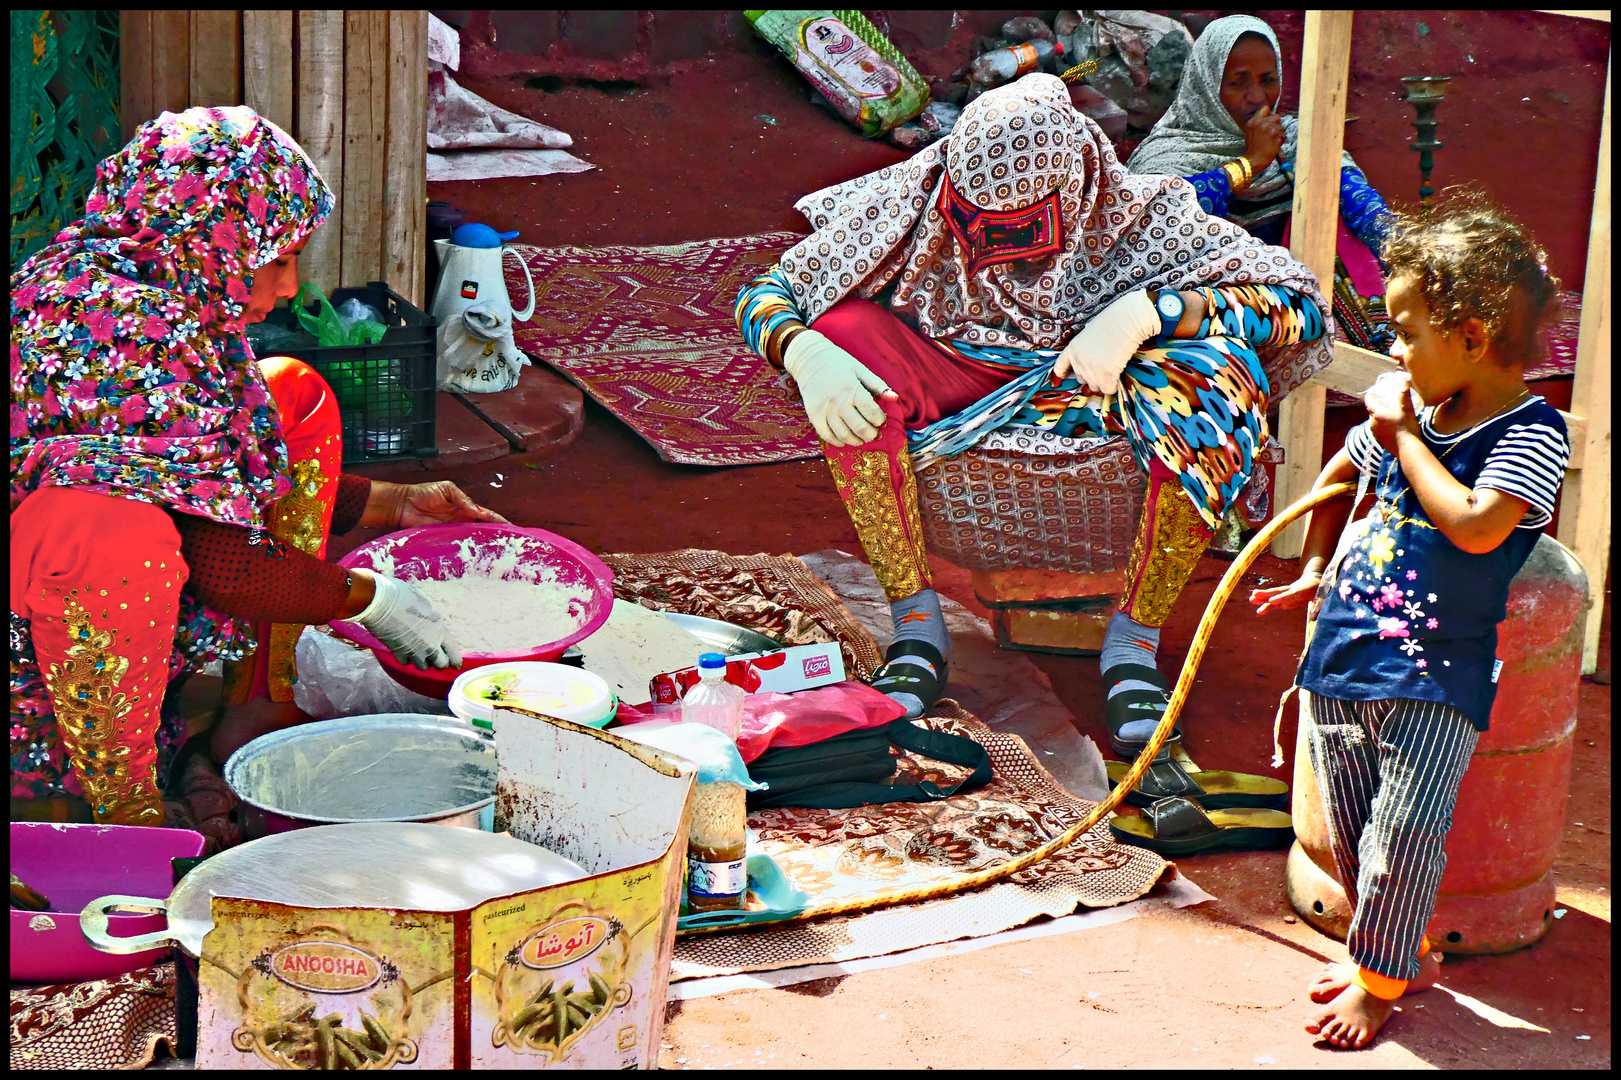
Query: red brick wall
xmin=431 ymin=9 xmax=1609 ymax=288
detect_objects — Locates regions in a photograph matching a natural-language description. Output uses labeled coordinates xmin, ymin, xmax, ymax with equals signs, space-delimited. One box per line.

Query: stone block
xmin=886 ymin=9 xmax=956 ymax=51
xmin=452 ymin=361 xmax=585 ymax=454
xmin=990 ymin=605 xmax=1113 ymax=656
xmin=1067 ymin=83 xmax=1128 ymax=143
xmin=426 ymin=392 xmax=510 ymax=471
xmin=490 ymin=10 xmax=560 ymax=57
xmin=649 ymin=10 xmax=722 ymax=66
xmin=971 ymin=567 xmax=1127 ymax=608
xmin=565 ymin=9 xmax=641 ymax=62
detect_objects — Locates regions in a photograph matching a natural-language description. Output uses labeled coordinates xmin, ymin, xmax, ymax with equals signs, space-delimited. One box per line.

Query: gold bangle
xmin=1226 ymin=157 xmax=1254 ymax=191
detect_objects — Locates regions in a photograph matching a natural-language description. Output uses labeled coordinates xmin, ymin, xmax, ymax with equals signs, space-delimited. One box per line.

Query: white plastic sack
xmin=292 ymin=627 xmax=452 ymax=720
xmin=436 ymin=302 xmax=526 ymax=392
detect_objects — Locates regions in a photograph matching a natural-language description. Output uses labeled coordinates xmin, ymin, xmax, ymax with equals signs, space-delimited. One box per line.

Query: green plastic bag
xmin=745 ymin=10 xmax=929 ymax=137
xmin=292 ymin=282 xmax=387 ymax=348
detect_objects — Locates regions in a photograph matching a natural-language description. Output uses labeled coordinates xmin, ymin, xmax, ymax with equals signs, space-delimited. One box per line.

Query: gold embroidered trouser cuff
xmin=1120 ymin=463 xmax=1216 ymax=628
xmin=823 ymin=418 xmax=931 ymax=603
xmin=19 ymin=489 xmax=189 ymax=826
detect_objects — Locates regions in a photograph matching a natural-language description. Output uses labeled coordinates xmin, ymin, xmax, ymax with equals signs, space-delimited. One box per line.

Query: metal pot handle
xmin=79 ymin=894 xmax=179 ymax=954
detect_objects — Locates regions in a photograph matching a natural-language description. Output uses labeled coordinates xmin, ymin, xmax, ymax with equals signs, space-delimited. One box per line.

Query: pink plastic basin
xmin=10 ymin=822 xmax=206 ymax=984
xmin=331 ymin=523 xmax=614 ymax=698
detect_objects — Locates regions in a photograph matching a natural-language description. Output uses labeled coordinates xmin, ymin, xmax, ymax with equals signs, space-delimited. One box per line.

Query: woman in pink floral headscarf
xmin=11 ymin=107 xmax=499 ymax=833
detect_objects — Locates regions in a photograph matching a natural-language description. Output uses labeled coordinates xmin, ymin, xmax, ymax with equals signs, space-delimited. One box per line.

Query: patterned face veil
xmin=938 ymin=86 xmax=1075 ymax=277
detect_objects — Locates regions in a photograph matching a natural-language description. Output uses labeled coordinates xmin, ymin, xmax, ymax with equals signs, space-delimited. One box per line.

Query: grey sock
xmin=889 ymin=588 xmax=951 ymax=659
xmin=1102 ymin=612 xmax=1165 ymax=742
xmin=879 ymin=589 xmax=948 ymax=719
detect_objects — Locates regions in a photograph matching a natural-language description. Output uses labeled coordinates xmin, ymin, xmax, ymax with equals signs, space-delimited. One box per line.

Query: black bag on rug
xmin=745 ymin=719 xmax=992 ymax=810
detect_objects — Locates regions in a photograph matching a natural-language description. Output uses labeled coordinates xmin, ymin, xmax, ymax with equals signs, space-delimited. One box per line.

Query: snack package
xmin=648 ymin=643 xmax=846 ymax=711
xmin=745 ymin=9 xmax=929 ymax=137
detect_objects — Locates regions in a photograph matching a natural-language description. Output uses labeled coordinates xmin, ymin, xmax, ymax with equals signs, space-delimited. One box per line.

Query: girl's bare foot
xmin=1306 ymin=983 xmax=1398 ymax=1049
xmin=1309 ymin=951 xmax=1441 ymax=1004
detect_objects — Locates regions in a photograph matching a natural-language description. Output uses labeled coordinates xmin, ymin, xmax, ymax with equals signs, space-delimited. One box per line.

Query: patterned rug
xmin=10 ymin=961 xmax=178 ymax=1070
xmin=506 ymin=233 xmax=822 ymax=466
xmin=600 ymin=549 xmax=1168 ymax=978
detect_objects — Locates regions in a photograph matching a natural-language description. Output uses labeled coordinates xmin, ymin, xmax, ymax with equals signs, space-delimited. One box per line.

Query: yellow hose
xmin=683 ymin=480 xmax=1357 ymax=935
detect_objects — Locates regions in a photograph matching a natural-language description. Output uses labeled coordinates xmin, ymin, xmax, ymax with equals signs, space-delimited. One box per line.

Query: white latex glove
xmin=351 ymin=573 xmax=462 ymax=670
xmin=1054 ymin=289 xmax=1161 ymax=395
xmin=783 ymin=329 xmax=895 ymax=446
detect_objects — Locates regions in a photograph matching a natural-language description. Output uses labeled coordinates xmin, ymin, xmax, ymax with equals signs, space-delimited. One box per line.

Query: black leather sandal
xmin=869 ymin=639 xmax=947 ymax=716
xmin=1102 ymin=662 xmax=1180 ymax=758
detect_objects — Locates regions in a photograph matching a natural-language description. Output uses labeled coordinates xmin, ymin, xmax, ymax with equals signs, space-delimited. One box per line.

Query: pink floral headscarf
xmin=10 ymin=105 xmax=335 ymax=528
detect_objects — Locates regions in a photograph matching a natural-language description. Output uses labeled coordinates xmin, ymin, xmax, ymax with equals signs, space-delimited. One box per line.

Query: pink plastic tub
xmin=331 ymin=523 xmax=614 ymax=698
xmin=10 ymin=822 xmax=206 ymax=984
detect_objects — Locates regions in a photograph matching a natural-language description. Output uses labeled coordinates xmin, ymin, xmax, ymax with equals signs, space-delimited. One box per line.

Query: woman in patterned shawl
xmin=1126 ymin=14 xmax=1395 ymax=349
xmin=11 ymin=106 xmax=496 ymax=832
xmin=736 ymin=74 xmax=1331 ymax=759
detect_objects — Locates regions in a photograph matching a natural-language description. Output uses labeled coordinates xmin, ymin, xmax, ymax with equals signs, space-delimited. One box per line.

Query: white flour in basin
xmin=366 ymin=534 xmax=596 ymax=655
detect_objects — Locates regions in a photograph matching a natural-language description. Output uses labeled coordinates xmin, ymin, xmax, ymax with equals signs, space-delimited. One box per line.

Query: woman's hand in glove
xmin=784 ymin=329 xmax=900 ymax=446
xmin=363 ymin=479 xmax=510 ymax=530
xmin=349 ymin=570 xmax=462 ymax=670
xmin=1053 ymin=289 xmax=1160 ymax=395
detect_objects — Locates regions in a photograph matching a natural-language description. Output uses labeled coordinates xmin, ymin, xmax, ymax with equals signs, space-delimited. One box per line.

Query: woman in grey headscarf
xmin=1127 ymin=15 xmax=1394 ymax=348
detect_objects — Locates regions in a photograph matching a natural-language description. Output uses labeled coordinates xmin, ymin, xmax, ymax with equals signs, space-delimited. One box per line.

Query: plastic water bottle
xmin=969 ymin=38 xmax=1065 ymax=89
xmin=680 ymin=653 xmax=745 ymax=742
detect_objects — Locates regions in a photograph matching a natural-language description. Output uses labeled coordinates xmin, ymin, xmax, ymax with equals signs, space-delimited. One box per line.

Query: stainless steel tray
xmin=659 ymin=612 xmax=780 ymax=656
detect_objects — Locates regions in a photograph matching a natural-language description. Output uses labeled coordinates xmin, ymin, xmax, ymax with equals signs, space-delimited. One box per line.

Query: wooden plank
xmin=151 ymin=10 xmax=193 ymax=118
xmin=382 ymin=10 xmax=428 ymax=306
xmin=1556 ymin=55 xmax=1611 ymax=674
xmin=188 ymin=10 xmax=242 ymax=108
xmin=1273 ymin=9 xmax=1352 ymax=558
xmin=295 ymin=9 xmax=347 ymax=295
xmin=243 ymin=10 xmax=296 ymax=133
xmin=120 ymin=11 xmax=154 ymax=142
xmin=1311 ymin=342 xmax=1587 ymax=467
xmin=340 ymin=9 xmax=389 ymax=290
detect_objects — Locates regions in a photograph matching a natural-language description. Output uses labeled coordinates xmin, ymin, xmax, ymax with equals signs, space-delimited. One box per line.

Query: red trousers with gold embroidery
xmin=814 ymin=299 xmax=1212 ymax=625
xmin=8 ymin=359 xmax=341 ymax=824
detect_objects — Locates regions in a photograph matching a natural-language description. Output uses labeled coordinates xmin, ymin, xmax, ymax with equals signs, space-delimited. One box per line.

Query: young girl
xmin=1250 ymin=193 xmax=1571 ymax=1049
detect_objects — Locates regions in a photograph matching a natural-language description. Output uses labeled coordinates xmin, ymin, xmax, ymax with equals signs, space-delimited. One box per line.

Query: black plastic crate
xmin=259 ymin=282 xmax=438 ymax=464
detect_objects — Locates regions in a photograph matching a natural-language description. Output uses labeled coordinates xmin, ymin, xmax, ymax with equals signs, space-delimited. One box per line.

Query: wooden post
xmin=243 ymin=10 xmax=296 ymax=134
xmin=296 ymin=9 xmax=347 ymax=295
xmin=383 ymin=10 xmax=429 ymax=307
xmin=150 ymin=10 xmax=193 ymax=121
xmin=1556 ymin=56 xmax=1611 ymax=674
xmin=188 ymin=11 xmax=243 ymax=109
xmin=340 ymin=10 xmax=390 ymax=291
xmin=120 ymin=12 xmax=154 ymax=143
xmin=1272 ymin=9 xmax=1353 ymax=559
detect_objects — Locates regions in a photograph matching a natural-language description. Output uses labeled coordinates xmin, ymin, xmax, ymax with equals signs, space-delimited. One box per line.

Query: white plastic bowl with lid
xmin=448 ymin=661 xmax=616 ymax=730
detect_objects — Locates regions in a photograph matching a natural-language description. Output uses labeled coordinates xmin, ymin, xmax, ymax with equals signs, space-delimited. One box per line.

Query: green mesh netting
xmin=10 ymin=10 xmax=121 ymax=269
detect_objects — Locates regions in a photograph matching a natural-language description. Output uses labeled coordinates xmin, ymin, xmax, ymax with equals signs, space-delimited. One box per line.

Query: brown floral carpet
xmin=603 ymin=550 xmax=1168 ymax=977
xmin=9 ymin=961 xmax=178 ymax=1070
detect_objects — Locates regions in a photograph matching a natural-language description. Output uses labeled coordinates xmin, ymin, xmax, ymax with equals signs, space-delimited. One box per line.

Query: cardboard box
xmin=647 ymin=643 xmax=846 ymax=711
xmin=196 ymin=710 xmax=695 ymax=1070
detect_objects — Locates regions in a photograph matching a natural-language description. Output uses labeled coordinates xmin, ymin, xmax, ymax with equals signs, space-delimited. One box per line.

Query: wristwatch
xmin=1151 ymin=289 xmax=1186 ymax=339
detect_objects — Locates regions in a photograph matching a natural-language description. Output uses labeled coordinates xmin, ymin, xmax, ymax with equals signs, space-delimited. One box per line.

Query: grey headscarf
xmin=1125 ymin=15 xmax=1355 ymax=231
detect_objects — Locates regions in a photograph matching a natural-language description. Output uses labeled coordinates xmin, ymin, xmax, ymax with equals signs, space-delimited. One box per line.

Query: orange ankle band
xmin=1351 ymin=965 xmax=1407 ymax=1001
xmin=1418 ymin=937 xmax=1432 ymax=958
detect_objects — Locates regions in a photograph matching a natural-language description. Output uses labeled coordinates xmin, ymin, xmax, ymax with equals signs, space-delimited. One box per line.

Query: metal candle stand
xmin=1401 ymin=75 xmax=1452 ymax=202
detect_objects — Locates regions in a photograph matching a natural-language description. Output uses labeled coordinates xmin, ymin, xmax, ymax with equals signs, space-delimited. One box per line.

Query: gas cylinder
xmin=1286 ymin=533 xmax=1589 ymax=954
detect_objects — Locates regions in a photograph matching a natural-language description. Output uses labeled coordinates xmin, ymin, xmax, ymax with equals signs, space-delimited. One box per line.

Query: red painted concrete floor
xmin=345 ymin=54 xmax=1610 ymax=1068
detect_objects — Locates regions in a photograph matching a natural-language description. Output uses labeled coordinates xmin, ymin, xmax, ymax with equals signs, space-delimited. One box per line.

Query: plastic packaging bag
xmin=746 ymin=9 xmax=929 ymax=137
xmin=436 ymin=301 xmax=526 ymax=392
xmin=609 ymin=719 xmax=767 ymax=790
xmin=292 ymin=282 xmax=388 ymax=347
xmin=292 ymin=627 xmax=452 ymax=720
xmin=734 ymin=680 xmax=907 ymax=763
